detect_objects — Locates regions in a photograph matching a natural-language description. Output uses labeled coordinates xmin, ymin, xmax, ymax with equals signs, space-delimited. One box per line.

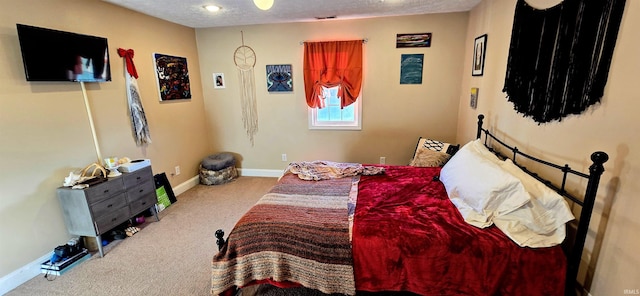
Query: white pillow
xmin=440 ymin=141 xmax=530 ymax=228
xmin=492 ymin=159 xmax=575 ymax=247
xmin=493 ymin=212 xmax=567 ymax=248
xmin=469 ymin=139 xmax=503 ymax=164
xmin=502 ymin=159 xmax=575 ymax=232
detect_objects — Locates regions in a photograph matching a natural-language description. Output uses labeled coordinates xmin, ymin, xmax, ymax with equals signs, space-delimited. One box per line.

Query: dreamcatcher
xmin=234 ymin=32 xmax=258 ymax=146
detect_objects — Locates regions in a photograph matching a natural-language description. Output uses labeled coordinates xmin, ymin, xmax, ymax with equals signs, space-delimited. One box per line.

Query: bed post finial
xmin=591 ymin=151 xmax=609 ymax=169
xmin=476 ymin=114 xmax=485 ymax=139
xmin=215 ymin=229 xmax=226 ymax=251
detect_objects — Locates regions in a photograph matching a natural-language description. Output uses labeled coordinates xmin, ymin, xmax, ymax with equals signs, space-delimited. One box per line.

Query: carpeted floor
xmin=6 ymin=176 xmax=277 ymax=296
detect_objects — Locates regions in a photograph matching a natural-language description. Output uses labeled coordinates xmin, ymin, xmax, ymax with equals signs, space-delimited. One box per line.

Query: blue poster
xmin=266 ymin=64 xmax=293 ymax=92
xmin=400 ymin=54 xmax=424 ymax=84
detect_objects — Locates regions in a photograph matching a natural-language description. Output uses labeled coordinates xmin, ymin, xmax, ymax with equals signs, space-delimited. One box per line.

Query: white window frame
xmin=308 ymin=87 xmax=362 ymax=130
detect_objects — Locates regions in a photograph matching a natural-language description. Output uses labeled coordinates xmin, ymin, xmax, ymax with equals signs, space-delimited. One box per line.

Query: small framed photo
xmin=470 ymin=87 xmax=479 ymax=109
xmin=472 ymin=34 xmax=487 ymax=76
xmin=213 ymin=73 xmax=225 ymax=89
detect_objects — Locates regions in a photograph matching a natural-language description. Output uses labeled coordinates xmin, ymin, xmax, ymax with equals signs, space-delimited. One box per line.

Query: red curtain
xmin=303 ymin=40 xmax=363 ymax=109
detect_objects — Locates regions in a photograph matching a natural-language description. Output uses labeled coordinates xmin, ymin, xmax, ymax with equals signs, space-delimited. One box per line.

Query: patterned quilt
xmin=285 ymin=160 xmax=385 ymax=181
xmin=211 ymin=173 xmax=358 ymax=295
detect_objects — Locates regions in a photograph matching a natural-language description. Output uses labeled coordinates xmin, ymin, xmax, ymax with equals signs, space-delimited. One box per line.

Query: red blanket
xmin=352 ymin=166 xmax=565 ymax=295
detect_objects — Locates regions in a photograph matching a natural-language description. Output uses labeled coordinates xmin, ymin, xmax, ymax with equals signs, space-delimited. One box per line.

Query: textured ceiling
xmin=102 ymin=0 xmax=482 ymax=28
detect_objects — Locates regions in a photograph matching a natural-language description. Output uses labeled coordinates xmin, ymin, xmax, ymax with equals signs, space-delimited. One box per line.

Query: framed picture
xmin=470 ymin=87 xmax=479 ymax=109
xmin=153 ymin=53 xmax=191 ymax=101
xmin=266 ymin=64 xmax=293 ymax=92
xmin=472 ymin=34 xmax=487 ymax=76
xmin=400 ymin=54 xmax=424 ymax=84
xmin=396 ymin=33 xmax=432 ymax=48
xmin=213 ymin=73 xmax=225 ymax=89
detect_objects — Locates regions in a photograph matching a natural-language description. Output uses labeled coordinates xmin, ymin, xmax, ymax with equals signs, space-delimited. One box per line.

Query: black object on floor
xmin=154 ymin=172 xmax=177 ymax=203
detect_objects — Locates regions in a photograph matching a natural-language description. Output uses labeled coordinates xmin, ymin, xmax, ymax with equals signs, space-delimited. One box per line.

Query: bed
xmin=211 ymin=114 xmax=608 ymax=296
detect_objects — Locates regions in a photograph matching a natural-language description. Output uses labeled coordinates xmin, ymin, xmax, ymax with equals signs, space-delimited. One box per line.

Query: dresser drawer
xmin=90 ymin=192 xmax=127 ymax=219
xmin=127 ymin=180 xmax=155 ymax=202
xmin=129 ymin=192 xmax=156 ymax=216
xmin=94 ymin=206 xmax=130 ymax=235
xmin=123 ymin=166 xmax=153 ymax=189
xmin=84 ymin=179 xmax=125 ymax=204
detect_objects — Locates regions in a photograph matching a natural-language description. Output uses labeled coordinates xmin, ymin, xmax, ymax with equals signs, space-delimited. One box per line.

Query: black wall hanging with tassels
xmin=503 ymin=0 xmax=626 ymax=123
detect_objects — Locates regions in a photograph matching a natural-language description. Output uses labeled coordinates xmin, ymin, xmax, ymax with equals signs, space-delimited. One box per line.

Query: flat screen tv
xmin=16 ymin=24 xmax=112 ymax=82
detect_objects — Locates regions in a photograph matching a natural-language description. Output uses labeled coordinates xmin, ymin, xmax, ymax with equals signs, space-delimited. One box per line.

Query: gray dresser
xmin=57 ymin=166 xmax=159 ymax=257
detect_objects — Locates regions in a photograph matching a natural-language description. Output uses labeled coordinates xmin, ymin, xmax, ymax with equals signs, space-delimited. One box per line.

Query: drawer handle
xmin=139 ymin=189 xmax=144 ymax=193
xmin=103 ymin=189 xmax=109 ymax=193
xmin=141 ymin=202 xmax=147 ymax=206
xmin=136 ymin=176 xmax=141 ymax=180
xmin=107 ymin=204 xmax=113 ymax=208
xmin=111 ymin=217 xmax=117 ymax=222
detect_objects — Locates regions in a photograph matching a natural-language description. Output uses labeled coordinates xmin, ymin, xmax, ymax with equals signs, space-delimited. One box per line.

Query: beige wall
xmin=196 ymin=13 xmax=468 ymax=169
xmin=458 ymin=0 xmax=640 ymax=294
xmin=0 ymin=0 xmax=211 ymax=277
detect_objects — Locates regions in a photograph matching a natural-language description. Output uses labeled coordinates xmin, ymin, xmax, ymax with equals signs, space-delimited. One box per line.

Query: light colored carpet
xmin=7 ymin=176 xmax=277 ymax=296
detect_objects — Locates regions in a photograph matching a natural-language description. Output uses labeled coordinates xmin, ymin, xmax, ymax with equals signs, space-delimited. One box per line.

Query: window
xmin=308 ymin=86 xmax=362 ymax=130
xmin=303 ymin=40 xmax=363 ymax=130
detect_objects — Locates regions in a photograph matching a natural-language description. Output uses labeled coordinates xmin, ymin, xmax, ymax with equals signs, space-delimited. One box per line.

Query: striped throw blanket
xmin=286 ymin=160 xmax=385 ymax=181
xmin=211 ymin=173 xmax=357 ymax=295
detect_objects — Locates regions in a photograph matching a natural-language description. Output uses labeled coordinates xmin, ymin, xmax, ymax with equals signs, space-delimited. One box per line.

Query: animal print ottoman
xmin=199 ymin=153 xmax=238 ymax=185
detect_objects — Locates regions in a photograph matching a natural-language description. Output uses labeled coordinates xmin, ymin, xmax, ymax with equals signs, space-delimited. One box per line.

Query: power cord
xmin=44 ymin=269 xmax=57 ymax=281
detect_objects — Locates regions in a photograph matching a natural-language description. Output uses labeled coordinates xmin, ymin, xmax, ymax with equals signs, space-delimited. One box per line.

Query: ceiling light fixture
xmin=253 ymin=0 xmax=274 ymax=10
xmin=204 ymin=5 xmax=221 ymax=12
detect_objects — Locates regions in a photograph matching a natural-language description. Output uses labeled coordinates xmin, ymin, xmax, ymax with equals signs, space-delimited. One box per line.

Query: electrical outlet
xmin=175 ymin=166 xmax=181 ymax=175
xmin=379 ymin=157 xmax=386 ymax=164
xmin=281 ymin=154 xmax=287 ymax=162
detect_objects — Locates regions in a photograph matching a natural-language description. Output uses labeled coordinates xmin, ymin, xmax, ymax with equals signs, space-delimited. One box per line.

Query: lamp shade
xmin=253 ymin=0 xmax=273 ymax=10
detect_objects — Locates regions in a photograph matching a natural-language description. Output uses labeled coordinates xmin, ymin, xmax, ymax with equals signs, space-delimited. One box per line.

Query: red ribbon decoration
xmin=117 ymin=48 xmax=138 ymax=79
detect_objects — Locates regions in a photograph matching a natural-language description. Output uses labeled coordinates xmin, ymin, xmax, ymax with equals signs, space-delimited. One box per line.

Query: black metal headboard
xmin=475 ymin=114 xmax=608 ymax=296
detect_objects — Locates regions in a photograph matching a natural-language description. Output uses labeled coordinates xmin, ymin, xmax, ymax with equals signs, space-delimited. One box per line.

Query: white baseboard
xmin=238 ymin=168 xmax=283 ymax=178
xmin=170 ymin=168 xmax=282 ymax=196
xmin=0 ymin=252 xmax=51 ymax=295
xmin=172 ymin=175 xmax=199 ymax=196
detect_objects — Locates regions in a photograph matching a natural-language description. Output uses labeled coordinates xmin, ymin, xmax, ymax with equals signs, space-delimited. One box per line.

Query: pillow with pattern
xmin=409 ymin=137 xmax=460 ymax=167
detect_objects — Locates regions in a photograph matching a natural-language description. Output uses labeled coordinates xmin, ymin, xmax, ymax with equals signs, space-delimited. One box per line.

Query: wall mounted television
xmin=16 ymin=24 xmax=112 ymax=82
